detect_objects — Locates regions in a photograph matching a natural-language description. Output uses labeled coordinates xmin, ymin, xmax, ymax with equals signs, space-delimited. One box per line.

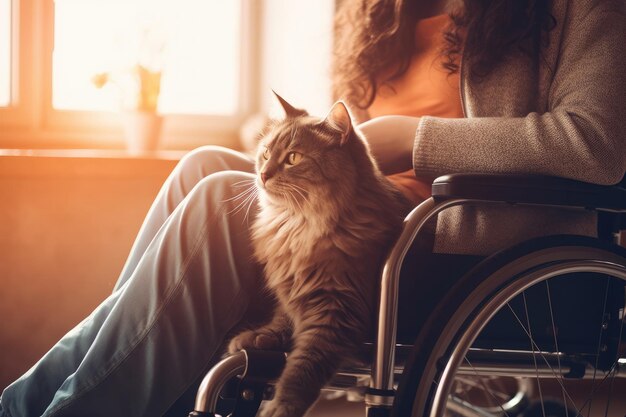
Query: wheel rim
xmin=425 ymin=257 xmax=626 ymax=417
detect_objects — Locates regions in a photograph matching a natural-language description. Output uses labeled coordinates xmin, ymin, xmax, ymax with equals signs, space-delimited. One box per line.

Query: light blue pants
xmin=0 ymin=146 xmax=265 ymax=417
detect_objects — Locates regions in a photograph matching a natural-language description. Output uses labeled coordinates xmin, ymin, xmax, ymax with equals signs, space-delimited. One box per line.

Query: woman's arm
xmin=357 ymin=115 xmax=421 ymax=175
xmin=412 ymin=1 xmax=626 ymax=185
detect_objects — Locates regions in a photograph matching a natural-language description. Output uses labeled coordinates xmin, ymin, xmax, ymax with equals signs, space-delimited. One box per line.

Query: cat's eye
xmin=262 ymin=147 xmax=270 ymax=160
xmin=286 ymin=152 xmax=303 ymax=166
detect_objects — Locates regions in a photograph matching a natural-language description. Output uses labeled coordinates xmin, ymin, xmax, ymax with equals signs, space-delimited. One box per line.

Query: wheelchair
xmin=187 ymin=173 xmax=626 ymax=417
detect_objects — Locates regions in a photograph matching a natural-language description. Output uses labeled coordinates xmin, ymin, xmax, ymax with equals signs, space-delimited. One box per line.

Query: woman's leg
xmin=1 ymin=170 xmax=263 ymax=417
xmin=0 ymin=145 xmax=255 ymax=415
xmin=115 ymin=145 xmax=255 ymax=291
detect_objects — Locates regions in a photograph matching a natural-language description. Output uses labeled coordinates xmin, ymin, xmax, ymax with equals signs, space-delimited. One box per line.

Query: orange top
xmin=369 ymin=14 xmax=463 ymax=204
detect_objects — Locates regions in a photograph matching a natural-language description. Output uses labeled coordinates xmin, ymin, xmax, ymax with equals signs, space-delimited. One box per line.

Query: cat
xmin=228 ymin=93 xmax=410 ymax=417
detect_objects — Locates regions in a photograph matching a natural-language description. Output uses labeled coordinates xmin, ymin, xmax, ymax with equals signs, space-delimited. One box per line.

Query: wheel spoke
xmin=587 ymin=277 xmax=610 ymax=417
xmin=572 ymin=361 xmax=618 ymax=417
xmin=522 ymin=292 xmax=547 ymax=417
xmin=507 ymin=297 xmax=623 ymax=417
xmin=463 ymin=357 xmax=513 ymax=417
xmin=482 ymin=380 xmax=495 ymax=409
xmin=453 ymin=377 xmax=514 ymax=402
xmin=506 ymin=302 xmax=580 ymax=410
xmin=545 ymin=280 xmax=569 ymax=417
xmin=603 ymin=307 xmax=624 ymax=417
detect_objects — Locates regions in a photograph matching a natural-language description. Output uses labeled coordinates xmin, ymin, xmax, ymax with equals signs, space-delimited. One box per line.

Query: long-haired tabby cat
xmin=228 ymin=93 xmax=410 ymax=417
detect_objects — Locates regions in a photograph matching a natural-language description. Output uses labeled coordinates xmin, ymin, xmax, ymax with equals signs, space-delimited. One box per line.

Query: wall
xmin=0 ymin=152 xmax=178 ymax=389
xmin=258 ymin=0 xmax=334 ymax=117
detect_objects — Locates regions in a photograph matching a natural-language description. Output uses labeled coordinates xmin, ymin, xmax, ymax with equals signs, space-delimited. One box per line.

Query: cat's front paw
xmin=227 ymin=329 xmax=284 ymax=354
xmin=259 ymin=401 xmax=305 ymax=417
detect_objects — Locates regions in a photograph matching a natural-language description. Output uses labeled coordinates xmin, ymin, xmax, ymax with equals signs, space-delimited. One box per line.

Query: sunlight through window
xmin=0 ymin=0 xmax=10 ymax=106
xmin=53 ymin=0 xmax=241 ymax=115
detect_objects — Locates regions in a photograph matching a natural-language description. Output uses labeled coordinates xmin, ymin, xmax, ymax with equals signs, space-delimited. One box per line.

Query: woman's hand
xmin=356 ymin=115 xmax=421 ymax=175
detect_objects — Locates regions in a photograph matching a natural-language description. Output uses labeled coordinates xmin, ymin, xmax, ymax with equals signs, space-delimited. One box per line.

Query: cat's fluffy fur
xmin=228 ymin=95 xmax=409 ymax=417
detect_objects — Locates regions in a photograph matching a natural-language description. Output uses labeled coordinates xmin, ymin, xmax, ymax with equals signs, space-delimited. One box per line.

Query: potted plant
xmin=91 ymin=28 xmax=165 ymax=154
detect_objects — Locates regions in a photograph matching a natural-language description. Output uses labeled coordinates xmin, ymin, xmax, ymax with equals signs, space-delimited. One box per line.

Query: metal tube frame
xmin=194 ymin=351 xmax=248 ymax=412
xmin=369 ymin=197 xmax=473 ymax=402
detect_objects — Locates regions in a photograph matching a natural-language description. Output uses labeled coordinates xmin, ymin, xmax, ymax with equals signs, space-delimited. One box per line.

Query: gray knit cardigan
xmin=408 ymin=0 xmax=626 ymax=255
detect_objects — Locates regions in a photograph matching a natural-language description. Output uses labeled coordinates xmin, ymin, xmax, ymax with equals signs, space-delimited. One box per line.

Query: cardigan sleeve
xmin=412 ymin=1 xmax=626 ymax=186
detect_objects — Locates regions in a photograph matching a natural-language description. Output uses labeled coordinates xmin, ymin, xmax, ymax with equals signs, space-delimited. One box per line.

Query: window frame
xmin=0 ymin=0 xmax=261 ymax=150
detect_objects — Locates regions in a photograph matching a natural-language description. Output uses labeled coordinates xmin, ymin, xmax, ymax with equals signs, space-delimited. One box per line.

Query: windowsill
xmin=0 ymin=125 xmax=242 ymax=152
xmin=0 ymin=148 xmax=186 ymax=178
xmin=0 ymin=148 xmax=188 ymax=161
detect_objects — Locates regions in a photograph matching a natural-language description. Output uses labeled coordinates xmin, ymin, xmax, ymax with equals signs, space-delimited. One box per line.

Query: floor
xmin=309 ymin=398 xmax=363 ymax=416
xmin=304 ymin=379 xmax=626 ymax=417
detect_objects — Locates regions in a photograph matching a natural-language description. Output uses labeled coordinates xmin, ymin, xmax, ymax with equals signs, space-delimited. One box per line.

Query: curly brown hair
xmin=332 ymin=0 xmax=555 ymax=109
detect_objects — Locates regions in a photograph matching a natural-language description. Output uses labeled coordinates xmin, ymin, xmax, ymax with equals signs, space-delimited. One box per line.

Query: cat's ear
xmin=272 ymin=90 xmax=308 ymax=118
xmin=323 ymin=101 xmax=353 ymax=146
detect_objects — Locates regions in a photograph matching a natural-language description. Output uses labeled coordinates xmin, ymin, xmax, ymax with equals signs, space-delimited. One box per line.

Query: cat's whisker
xmin=231 ymin=179 xmax=257 ymax=188
xmin=277 ymin=190 xmax=289 ymax=207
xmin=286 ymin=184 xmax=308 ymax=204
xmin=281 ymin=184 xmax=307 ymax=211
xmin=289 ymin=183 xmax=308 ymax=194
xmin=242 ymin=189 xmax=260 ymax=225
xmin=221 ymin=185 xmax=256 ymax=204
xmin=231 ymin=188 xmax=258 ymax=212
xmin=232 ymin=190 xmax=255 ymax=220
xmin=287 ymin=182 xmax=309 ymax=201
xmin=231 ymin=178 xmax=253 ymax=185
xmin=228 ymin=195 xmax=255 ymax=217
xmin=232 ymin=180 xmax=255 ymax=188
xmin=225 ymin=186 xmax=258 ymax=215
xmin=284 ymin=186 xmax=305 ymax=212
xmin=292 ymin=192 xmax=304 ymax=213
xmin=280 ymin=190 xmax=297 ymax=213
xmin=282 ymin=190 xmax=296 ymax=213
xmin=290 ymin=190 xmax=304 ymax=213
xmin=223 ymin=186 xmax=255 ymax=202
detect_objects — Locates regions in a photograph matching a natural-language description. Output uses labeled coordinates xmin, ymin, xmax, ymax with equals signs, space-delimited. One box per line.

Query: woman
xmin=1 ymin=0 xmax=624 ymax=416
xmin=342 ymin=0 xmax=625 ymax=255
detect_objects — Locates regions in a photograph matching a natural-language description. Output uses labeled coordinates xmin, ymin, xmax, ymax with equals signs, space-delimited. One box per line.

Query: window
xmin=0 ymin=0 xmax=10 ymax=107
xmin=53 ymin=0 xmax=241 ymax=115
xmin=0 ymin=0 xmax=257 ymax=149
xmin=0 ymin=0 xmax=334 ymax=150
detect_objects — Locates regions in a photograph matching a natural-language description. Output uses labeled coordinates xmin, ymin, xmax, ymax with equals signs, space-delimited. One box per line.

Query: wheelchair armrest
xmin=431 ymin=173 xmax=626 ymax=212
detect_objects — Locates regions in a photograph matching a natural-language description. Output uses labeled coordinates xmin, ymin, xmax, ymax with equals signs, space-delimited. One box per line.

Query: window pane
xmin=53 ymin=0 xmax=241 ymax=115
xmin=0 ymin=0 xmax=10 ymax=106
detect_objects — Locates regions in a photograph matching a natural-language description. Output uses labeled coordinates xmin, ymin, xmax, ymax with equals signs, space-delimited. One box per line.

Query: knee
xmin=178 ymin=145 xmax=236 ymax=177
xmin=169 ymin=146 xmax=252 ymax=196
xmin=188 ymin=171 xmax=257 ymax=211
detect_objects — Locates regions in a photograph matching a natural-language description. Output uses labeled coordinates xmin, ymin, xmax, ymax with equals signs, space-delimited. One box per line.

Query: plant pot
xmin=121 ymin=111 xmax=163 ymax=154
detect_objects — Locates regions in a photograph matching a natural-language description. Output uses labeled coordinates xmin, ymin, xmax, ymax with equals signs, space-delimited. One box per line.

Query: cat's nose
xmin=260 ymin=172 xmax=270 ymax=185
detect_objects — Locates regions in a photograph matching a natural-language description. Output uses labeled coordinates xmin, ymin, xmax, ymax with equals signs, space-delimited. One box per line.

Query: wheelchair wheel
xmin=392 ymin=235 xmax=626 ymax=417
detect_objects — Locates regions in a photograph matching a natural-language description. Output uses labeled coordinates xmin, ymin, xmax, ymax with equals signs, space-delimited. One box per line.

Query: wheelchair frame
xmin=188 ymin=174 xmax=626 ymax=417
